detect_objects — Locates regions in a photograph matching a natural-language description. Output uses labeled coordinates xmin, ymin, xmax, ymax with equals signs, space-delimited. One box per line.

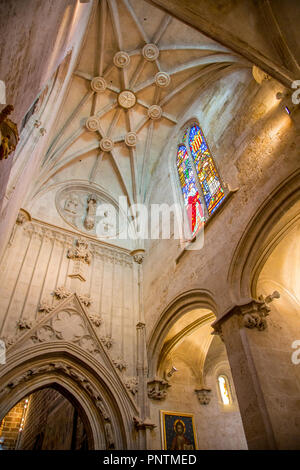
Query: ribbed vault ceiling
xmin=35 ymin=0 xmax=251 ymax=208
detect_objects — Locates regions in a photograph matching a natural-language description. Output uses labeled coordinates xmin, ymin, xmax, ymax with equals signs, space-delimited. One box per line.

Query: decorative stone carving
xmin=118 ymin=90 xmax=136 ymax=109
xmin=53 ymin=286 xmax=72 ymax=300
xmin=130 ymin=249 xmax=145 ymax=264
xmin=31 ymin=325 xmax=55 ymax=343
xmin=0 ymin=105 xmax=19 ymax=160
xmin=0 ymin=361 xmax=114 ymax=433
xmin=113 ymin=357 xmax=127 ymax=372
xmin=56 ymin=186 xmax=121 ymax=238
xmin=104 ymin=421 xmax=115 ymax=449
xmin=16 ymin=209 xmax=31 ymax=226
xmin=240 ymin=292 xmax=280 ymax=331
xmin=67 ymin=238 xmax=92 ymax=282
xmin=133 ymin=416 xmax=156 ymax=431
xmin=142 ymin=43 xmax=159 ymax=62
xmin=195 ymin=388 xmax=212 ymax=405
xmin=84 ymin=194 xmax=97 ymax=230
xmin=101 ymin=336 xmax=113 ymax=349
xmin=64 ymin=194 xmax=79 ymax=215
xmin=155 ymin=71 xmax=170 ymax=88
xmin=78 ymin=294 xmax=92 ymax=307
xmin=88 ymin=313 xmax=102 ymax=327
xmin=113 ymin=51 xmax=130 ymax=68
xmin=38 ymin=301 xmax=54 ymax=314
xmin=52 ymin=311 xmax=85 ymax=342
xmin=125 ymin=131 xmax=137 ymax=147
xmin=148 ymin=105 xmax=162 ymax=120
xmin=86 ymin=116 xmax=100 ymax=132
xmin=147 ymin=378 xmax=170 ymax=400
xmin=17 ymin=319 xmax=33 ymax=330
xmin=124 ymin=377 xmax=138 ymax=395
xmin=100 ymin=137 xmax=114 ymax=152
xmin=212 ymin=291 xmax=281 ymax=337
xmin=91 ymin=76 xmax=107 ymax=93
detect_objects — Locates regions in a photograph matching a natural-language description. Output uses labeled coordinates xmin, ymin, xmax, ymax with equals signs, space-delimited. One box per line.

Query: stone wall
xmin=0 ymin=398 xmax=26 ymax=449
xmin=0 ymin=219 xmax=139 ymax=378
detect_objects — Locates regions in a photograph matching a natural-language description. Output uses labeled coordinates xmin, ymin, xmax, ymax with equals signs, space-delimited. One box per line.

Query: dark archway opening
xmin=0 ymin=387 xmax=89 ymax=450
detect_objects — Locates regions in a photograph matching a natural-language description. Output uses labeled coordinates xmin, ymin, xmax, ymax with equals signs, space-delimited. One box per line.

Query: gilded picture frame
xmin=160 ymin=410 xmax=198 ymax=450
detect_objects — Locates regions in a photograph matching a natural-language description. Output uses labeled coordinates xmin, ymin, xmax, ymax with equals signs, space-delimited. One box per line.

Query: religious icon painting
xmin=160 ymin=410 xmax=198 ymax=450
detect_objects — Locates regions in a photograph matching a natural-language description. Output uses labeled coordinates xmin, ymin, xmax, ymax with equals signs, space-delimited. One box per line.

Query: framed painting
xmin=160 ymin=410 xmax=198 ymax=450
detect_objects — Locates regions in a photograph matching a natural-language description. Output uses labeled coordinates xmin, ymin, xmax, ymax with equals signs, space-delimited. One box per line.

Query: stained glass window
xmin=189 ymin=124 xmax=225 ymax=215
xmin=218 ymin=375 xmax=230 ymax=405
xmin=176 ymin=144 xmax=204 ymax=237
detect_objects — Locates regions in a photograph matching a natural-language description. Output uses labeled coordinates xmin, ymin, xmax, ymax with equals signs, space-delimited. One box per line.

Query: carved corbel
xmin=130 ymin=248 xmax=145 ymax=264
xmin=195 ymin=388 xmax=212 ymax=405
xmin=147 ymin=377 xmax=170 ymax=400
xmin=240 ymin=291 xmax=280 ymax=331
xmin=133 ymin=416 xmax=156 ymax=431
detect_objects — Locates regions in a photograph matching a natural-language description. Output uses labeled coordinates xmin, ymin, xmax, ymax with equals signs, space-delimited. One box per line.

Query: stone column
xmin=131 ymin=249 xmax=155 ymax=449
xmin=212 ymin=294 xmax=280 ymax=450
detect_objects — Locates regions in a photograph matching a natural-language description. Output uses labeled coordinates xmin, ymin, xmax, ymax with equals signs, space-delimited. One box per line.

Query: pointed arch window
xmin=176 ymin=122 xmax=226 ymax=235
xmin=217 ymin=375 xmax=231 ymax=405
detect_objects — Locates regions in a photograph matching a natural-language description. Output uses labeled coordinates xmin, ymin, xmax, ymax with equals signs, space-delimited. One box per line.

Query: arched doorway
xmin=0 ymin=386 xmax=89 ymax=450
xmin=0 ymin=343 xmax=137 ymax=450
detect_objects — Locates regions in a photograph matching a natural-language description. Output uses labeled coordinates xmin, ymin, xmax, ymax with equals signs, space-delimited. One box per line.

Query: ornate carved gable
xmin=7 ymin=293 xmax=116 ymax=374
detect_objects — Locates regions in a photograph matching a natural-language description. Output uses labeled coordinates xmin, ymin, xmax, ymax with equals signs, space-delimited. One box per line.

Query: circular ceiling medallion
xmin=113 ymin=51 xmax=130 ymax=68
xmin=91 ymin=76 xmax=107 ymax=93
xmin=100 ymin=137 xmax=114 ymax=152
xmin=125 ymin=132 xmax=137 ymax=147
xmin=86 ymin=116 xmax=100 ymax=132
xmin=148 ymin=105 xmax=162 ymax=120
xmin=155 ymin=71 xmax=170 ymax=88
xmin=118 ymin=90 xmax=137 ymax=109
xmin=142 ymin=43 xmax=159 ymax=62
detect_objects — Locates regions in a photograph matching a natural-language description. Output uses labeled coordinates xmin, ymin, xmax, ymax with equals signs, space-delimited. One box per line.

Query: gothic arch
xmin=0 ymin=342 xmax=138 ymax=449
xmin=147 ymin=289 xmax=217 ymax=377
xmin=227 ymin=169 xmax=300 ymax=303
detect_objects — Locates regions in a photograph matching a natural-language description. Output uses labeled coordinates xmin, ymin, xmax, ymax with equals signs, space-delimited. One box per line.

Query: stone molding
xmin=20 ymin=219 xmax=133 ymax=266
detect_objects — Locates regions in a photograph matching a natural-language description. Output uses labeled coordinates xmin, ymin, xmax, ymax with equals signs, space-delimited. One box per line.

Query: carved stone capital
xmin=212 ymin=291 xmax=280 ymax=336
xmin=195 ymin=388 xmax=211 ymax=405
xmin=147 ymin=377 xmax=170 ymax=400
